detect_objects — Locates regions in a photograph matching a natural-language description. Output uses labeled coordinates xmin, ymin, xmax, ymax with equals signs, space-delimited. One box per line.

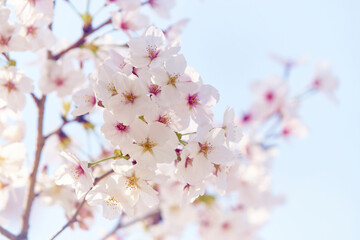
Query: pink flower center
xmin=0 ymin=35 xmax=11 ymax=46
xmin=198 ymin=141 xmax=213 ymax=158
xmin=148 ymin=0 xmax=158 ymax=7
xmin=242 ymin=113 xmax=252 ymax=123
xmin=54 ymin=77 xmax=65 ymax=86
xmin=221 ymin=222 xmax=231 ymax=231
xmin=122 ymin=91 xmax=137 ymax=104
xmin=149 ymin=84 xmax=161 ymax=96
xmin=139 ymin=137 xmax=156 ymax=154
xmin=265 ymin=90 xmax=274 ymax=102
xmin=3 ymin=81 xmax=16 ymax=93
xmin=168 ymin=73 xmax=180 ymax=86
xmin=116 ymin=122 xmax=129 ymax=133
xmin=147 ymin=45 xmax=160 ymax=61
xmin=313 ymin=78 xmax=322 ymax=88
xmin=157 ymin=114 xmax=170 ymax=125
xmin=26 ymin=26 xmax=37 ymax=36
xmin=74 ymin=164 xmax=85 ymax=178
xmin=187 ymin=93 xmax=199 ymax=109
xmin=120 ymin=21 xmax=129 ymax=30
xmin=282 ymin=126 xmax=291 ymax=135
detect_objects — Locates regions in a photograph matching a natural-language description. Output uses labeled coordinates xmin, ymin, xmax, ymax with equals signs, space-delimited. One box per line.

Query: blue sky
xmin=3 ymin=0 xmax=360 ymax=239
xmin=177 ymin=1 xmax=360 ymax=239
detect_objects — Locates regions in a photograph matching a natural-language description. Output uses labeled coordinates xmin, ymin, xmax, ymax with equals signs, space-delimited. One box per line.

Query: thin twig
xmin=1 ymin=52 xmax=10 ymax=62
xmin=44 ymin=117 xmax=78 ymax=140
xmin=30 ymin=93 xmax=39 ymax=106
xmin=19 ymin=96 xmax=46 ymax=239
xmin=49 ymin=170 xmax=114 ymax=240
xmin=92 ymin=3 xmax=106 ymax=17
xmin=101 ymin=219 xmax=122 ymax=240
xmin=64 ymin=0 xmax=81 ymax=16
xmin=86 ymin=0 xmax=91 ymax=13
xmin=51 ymin=18 xmax=112 ymax=60
xmin=101 ymin=211 xmax=161 ymax=240
xmin=0 ymin=226 xmax=16 ymax=240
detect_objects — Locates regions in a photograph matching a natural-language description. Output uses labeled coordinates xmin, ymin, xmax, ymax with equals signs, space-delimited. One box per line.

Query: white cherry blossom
xmin=148 ymin=0 xmax=176 ymax=19
xmin=127 ymin=26 xmax=180 ymax=68
xmin=40 ymin=57 xmax=85 ymax=97
xmin=18 ymin=8 xmax=55 ymax=50
xmin=125 ymin=120 xmax=178 ymax=168
xmin=0 ymin=7 xmax=28 ymax=52
xmin=55 ymin=152 xmax=94 ymax=199
xmin=111 ymin=11 xmax=149 ymax=34
xmin=71 ymin=85 xmax=97 ymax=116
xmin=0 ymin=142 xmax=26 ymax=180
xmin=86 ymin=174 xmax=128 ymax=220
xmin=106 ymin=73 xmax=152 ymax=123
xmin=0 ymin=67 xmax=33 ymax=112
xmin=106 ymin=0 xmax=141 ymax=11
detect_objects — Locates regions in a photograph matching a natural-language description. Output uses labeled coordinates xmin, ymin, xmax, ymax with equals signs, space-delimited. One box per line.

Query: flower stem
xmin=88 ymin=153 xmax=129 ymax=168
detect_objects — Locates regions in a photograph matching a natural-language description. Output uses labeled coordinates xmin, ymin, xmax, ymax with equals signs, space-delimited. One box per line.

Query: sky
xmin=177 ymin=1 xmax=360 ymax=239
xmin=2 ymin=0 xmax=360 ymax=239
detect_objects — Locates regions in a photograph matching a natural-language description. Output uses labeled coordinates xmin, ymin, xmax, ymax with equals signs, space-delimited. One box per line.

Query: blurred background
xmin=175 ymin=1 xmax=360 ymax=239
xmin=3 ymin=0 xmax=360 ymax=239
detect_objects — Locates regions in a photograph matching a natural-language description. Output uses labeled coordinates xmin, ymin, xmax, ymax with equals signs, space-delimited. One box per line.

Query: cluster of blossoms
xmin=0 ymin=0 xmax=338 ymax=240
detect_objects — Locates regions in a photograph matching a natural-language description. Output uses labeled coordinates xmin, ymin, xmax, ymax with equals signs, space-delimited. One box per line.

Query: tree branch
xmin=51 ymin=18 xmax=112 ymax=60
xmin=0 ymin=226 xmax=16 ymax=240
xmin=49 ymin=170 xmax=114 ymax=240
xmin=44 ymin=116 xmax=79 ymax=140
xmin=30 ymin=93 xmax=39 ymax=106
xmin=18 ymin=96 xmax=46 ymax=240
xmin=101 ymin=210 xmax=161 ymax=240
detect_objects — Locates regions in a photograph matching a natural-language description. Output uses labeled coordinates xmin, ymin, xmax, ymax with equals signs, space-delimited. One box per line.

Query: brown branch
xmin=101 ymin=210 xmax=161 ymax=240
xmin=18 ymin=96 xmax=46 ymax=240
xmin=30 ymin=93 xmax=39 ymax=106
xmin=44 ymin=117 xmax=79 ymax=140
xmin=51 ymin=18 xmax=112 ymax=60
xmin=0 ymin=226 xmax=16 ymax=240
xmin=49 ymin=170 xmax=114 ymax=240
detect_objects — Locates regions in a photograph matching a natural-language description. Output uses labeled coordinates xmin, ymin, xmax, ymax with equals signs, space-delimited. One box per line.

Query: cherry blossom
xmin=127 ymin=26 xmax=180 ymax=68
xmin=101 ymin=109 xmax=133 ymax=148
xmin=0 ymin=1 xmax=339 ymax=240
xmin=106 ymin=73 xmax=152 ymax=122
xmin=0 ymin=67 xmax=33 ymax=112
xmin=106 ymin=0 xmax=141 ymax=11
xmin=311 ymin=62 xmax=339 ymax=100
xmin=164 ymin=19 xmax=190 ymax=42
xmin=55 ymin=152 xmax=94 ymax=199
xmin=111 ymin=11 xmax=149 ymax=34
xmin=125 ymin=120 xmax=178 ymax=167
xmin=251 ymin=76 xmax=288 ymax=117
xmin=0 ymin=142 xmax=26 ymax=180
xmin=148 ymin=0 xmax=176 ymax=19
xmin=40 ymin=57 xmax=85 ymax=97
xmin=86 ymin=174 xmax=128 ymax=220
xmin=18 ymin=8 xmax=55 ymax=50
xmin=71 ymin=85 xmax=97 ymax=116
xmin=0 ymin=7 xmax=28 ymax=52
